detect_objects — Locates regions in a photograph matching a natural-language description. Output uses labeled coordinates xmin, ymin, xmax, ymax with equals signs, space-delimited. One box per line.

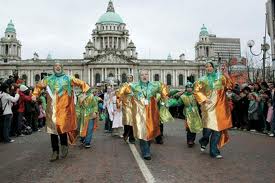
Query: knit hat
xmin=19 ymin=85 xmax=28 ymax=92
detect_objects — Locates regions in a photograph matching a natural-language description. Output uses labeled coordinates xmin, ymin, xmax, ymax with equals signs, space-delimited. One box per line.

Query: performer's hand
xmin=91 ymin=112 xmax=97 ymax=119
xmin=204 ymin=99 xmax=211 ymax=104
xmin=32 ymin=96 xmax=36 ymax=101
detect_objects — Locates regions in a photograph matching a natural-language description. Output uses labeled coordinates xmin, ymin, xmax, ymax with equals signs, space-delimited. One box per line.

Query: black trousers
xmin=51 ymin=133 xmax=68 ymax=152
xmin=123 ymin=125 xmax=135 ymax=141
xmin=104 ymin=112 xmax=113 ymax=132
xmin=186 ymin=128 xmax=196 ymax=143
xmin=155 ymin=123 xmax=164 ymax=142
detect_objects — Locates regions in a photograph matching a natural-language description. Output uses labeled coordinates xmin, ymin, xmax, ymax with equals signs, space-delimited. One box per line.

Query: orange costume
xmin=194 ymin=71 xmax=233 ymax=148
xmin=33 ymin=75 xmax=90 ymax=143
xmin=117 ymin=81 xmax=169 ymax=141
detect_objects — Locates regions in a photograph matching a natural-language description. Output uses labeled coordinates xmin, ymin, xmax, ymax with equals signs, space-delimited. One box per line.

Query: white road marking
xmin=128 ymin=143 xmax=156 ymax=183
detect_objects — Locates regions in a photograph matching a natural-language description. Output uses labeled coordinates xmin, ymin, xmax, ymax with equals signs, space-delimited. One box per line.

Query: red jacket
xmin=18 ymin=91 xmax=32 ymax=113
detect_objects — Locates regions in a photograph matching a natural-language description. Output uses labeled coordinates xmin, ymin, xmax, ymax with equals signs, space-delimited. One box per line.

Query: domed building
xmin=0 ymin=1 xmax=205 ymax=88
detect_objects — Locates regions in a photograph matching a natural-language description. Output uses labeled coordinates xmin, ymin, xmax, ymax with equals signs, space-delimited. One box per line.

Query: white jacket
xmin=103 ymin=92 xmax=115 ymax=121
xmin=0 ymin=92 xmax=19 ymax=115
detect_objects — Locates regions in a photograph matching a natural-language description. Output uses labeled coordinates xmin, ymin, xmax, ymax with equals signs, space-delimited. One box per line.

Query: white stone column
xmin=116 ymin=37 xmax=119 ymax=49
xmin=184 ymin=70 xmax=187 ymax=85
xmin=31 ymin=69 xmax=34 ymax=86
xmin=101 ymin=68 xmax=104 ymax=81
xmin=163 ymin=70 xmax=166 ymax=83
xmin=163 ymin=70 xmax=165 ymax=83
xmin=115 ymin=67 xmax=118 ymax=79
xmin=104 ymin=68 xmax=107 ymax=79
xmin=112 ymin=37 xmax=114 ymax=49
xmin=175 ymin=70 xmax=178 ymax=87
xmin=108 ymin=37 xmax=110 ymax=48
xmin=173 ymin=70 xmax=176 ymax=87
xmin=118 ymin=68 xmax=121 ymax=81
xmin=103 ymin=37 xmax=105 ymax=49
xmin=28 ymin=70 xmax=31 ymax=86
xmin=88 ymin=68 xmax=91 ymax=86
xmin=91 ymin=68 xmax=94 ymax=86
xmin=83 ymin=65 xmax=88 ymax=82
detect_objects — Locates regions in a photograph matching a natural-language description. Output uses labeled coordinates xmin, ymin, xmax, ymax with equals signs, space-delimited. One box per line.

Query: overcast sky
xmin=0 ymin=0 xmax=267 ymax=60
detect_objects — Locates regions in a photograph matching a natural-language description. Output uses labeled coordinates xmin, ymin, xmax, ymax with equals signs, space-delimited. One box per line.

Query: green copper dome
xmin=200 ymin=24 xmax=208 ymax=36
xmin=97 ymin=1 xmax=124 ymax=24
xmin=97 ymin=12 xmax=124 ymax=24
xmin=5 ymin=20 xmax=16 ymax=33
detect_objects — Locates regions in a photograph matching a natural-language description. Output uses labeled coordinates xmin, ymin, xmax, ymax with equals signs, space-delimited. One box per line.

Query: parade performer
xmin=119 ymin=74 xmax=135 ymax=144
xmin=103 ymin=85 xmax=114 ymax=133
xmin=155 ymin=93 xmax=174 ymax=145
xmin=117 ymin=70 xmax=169 ymax=160
xmin=193 ymin=62 xmax=233 ymax=159
xmin=77 ymin=90 xmax=98 ymax=148
xmin=32 ymin=62 xmax=90 ymax=161
xmin=168 ymin=82 xmax=203 ymax=147
xmin=112 ymin=90 xmax=124 ymax=137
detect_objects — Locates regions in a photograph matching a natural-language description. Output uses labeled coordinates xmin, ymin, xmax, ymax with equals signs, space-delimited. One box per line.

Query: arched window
xmin=167 ymin=74 xmax=172 ymax=86
xmin=108 ymin=73 xmax=114 ymax=77
xmin=74 ymin=74 xmax=80 ymax=79
xmin=122 ymin=73 xmax=127 ymax=83
xmin=95 ymin=73 xmax=101 ymax=84
xmin=35 ymin=74 xmax=40 ymax=82
xmin=178 ymin=74 xmax=183 ymax=86
xmin=154 ymin=74 xmax=160 ymax=81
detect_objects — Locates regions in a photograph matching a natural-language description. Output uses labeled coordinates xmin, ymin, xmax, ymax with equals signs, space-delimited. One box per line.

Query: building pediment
xmin=87 ymin=53 xmax=136 ymax=64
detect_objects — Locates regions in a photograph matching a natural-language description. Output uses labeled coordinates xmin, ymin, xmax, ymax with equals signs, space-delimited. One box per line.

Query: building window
xmin=5 ymin=45 xmax=8 ymax=55
xmin=108 ymin=73 xmax=114 ymax=77
xmin=41 ymin=72 xmax=47 ymax=80
xmin=154 ymin=74 xmax=160 ymax=81
xmin=167 ymin=74 xmax=172 ymax=86
xmin=35 ymin=74 xmax=40 ymax=82
xmin=95 ymin=73 xmax=101 ymax=84
xmin=122 ymin=73 xmax=127 ymax=83
xmin=179 ymin=74 xmax=183 ymax=86
xmin=22 ymin=74 xmax=28 ymax=85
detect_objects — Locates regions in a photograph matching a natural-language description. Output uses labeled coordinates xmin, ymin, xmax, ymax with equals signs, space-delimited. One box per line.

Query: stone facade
xmin=0 ymin=1 xmax=205 ymax=88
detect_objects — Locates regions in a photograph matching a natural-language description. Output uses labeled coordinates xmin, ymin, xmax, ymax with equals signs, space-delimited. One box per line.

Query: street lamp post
xmin=247 ymin=13 xmax=270 ymax=82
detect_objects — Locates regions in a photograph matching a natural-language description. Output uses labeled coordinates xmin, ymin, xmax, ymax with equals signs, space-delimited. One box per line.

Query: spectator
xmin=0 ymin=83 xmax=19 ymax=143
